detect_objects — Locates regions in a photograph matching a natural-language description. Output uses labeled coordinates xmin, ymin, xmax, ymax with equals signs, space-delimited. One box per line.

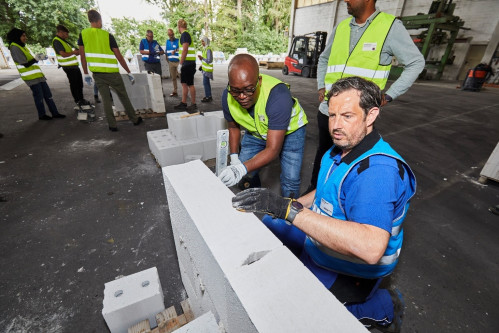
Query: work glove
xmin=84 ymin=74 xmax=93 ymax=86
xmin=127 ymin=73 xmax=135 ymax=85
xmin=232 ymin=188 xmax=293 ymax=221
xmin=230 ymin=153 xmax=241 ymax=165
xmin=218 ymin=164 xmax=247 ymax=187
xmin=154 ymin=45 xmax=160 ymax=53
xmin=178 ymin=64 xmax=182 ymax=74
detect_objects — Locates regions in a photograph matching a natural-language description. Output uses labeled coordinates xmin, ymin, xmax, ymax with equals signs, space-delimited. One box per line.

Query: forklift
xmin=283 ymin=31 xmax=327 ymax=78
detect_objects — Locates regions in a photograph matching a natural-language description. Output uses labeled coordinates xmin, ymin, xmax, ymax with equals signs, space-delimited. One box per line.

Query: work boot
xmin=186 ymin=104 xmax=198 ymax=114
xmin=174 ymin=102 xmax=187 ymax=110
xmin=134 ymin=117 xmax=143 ymax=126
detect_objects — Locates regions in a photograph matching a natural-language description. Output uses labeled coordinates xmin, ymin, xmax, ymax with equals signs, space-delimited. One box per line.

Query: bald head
xmin=227 ymin=54 xmax=262 ymax=109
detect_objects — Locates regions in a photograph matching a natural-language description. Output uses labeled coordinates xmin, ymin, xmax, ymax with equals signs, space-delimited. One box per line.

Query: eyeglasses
xmin=227 ymin=78 xmax=260 ymax=98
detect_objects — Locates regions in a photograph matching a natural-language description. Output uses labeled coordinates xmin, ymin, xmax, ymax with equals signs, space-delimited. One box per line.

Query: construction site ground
xmin=0 ymin=65 xmax=498 ymax=332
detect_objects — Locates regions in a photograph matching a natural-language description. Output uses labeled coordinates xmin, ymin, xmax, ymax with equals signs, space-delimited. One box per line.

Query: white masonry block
xmin=147 ymin=73 xmax=166 ymax=113
xmin=163 ymin=161 xmax=368 ymax=333
xmin=147 ymin=129 xmax=184 ymax=166
xmin=179 ymin=138 xmax=205 ymax=160
xmin=102 ymin=267 xmax=165 ymax=333
xmin=167 ymin=112 xmax=198 ymax=141
xmin=173 ymin=311 xmax=220 ymax=333
xmin=201 ymin=136 xmax=217 ymax=160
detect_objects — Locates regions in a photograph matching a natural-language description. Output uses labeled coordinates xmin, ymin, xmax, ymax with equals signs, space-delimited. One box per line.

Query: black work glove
xmin=232 ymin=188 xmax=292 ymax=220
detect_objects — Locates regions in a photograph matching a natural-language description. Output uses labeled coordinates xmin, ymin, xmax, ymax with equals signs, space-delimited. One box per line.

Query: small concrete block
xmin=167 ymin=113 xmax=198 ymax=140
xmin=179 ymin=138 xmax=204 ymax=160
xmin=102 ymin=267 xmax=165 ymax=333
xmin=201 ymin=137 xmax=217 ymax=160
xmin=172 ymin=311 xmax=219 ymax=333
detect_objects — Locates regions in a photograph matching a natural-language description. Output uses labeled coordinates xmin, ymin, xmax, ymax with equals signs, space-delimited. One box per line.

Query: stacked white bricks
xmin=102 ymin=267 xmax=165 ymax=333
xmin=111 ymin=73 xmax=165 ymax=114
xmin=147 ymin=111 xmax=226 ymax=167
xmin=163 ymin=160 xmax=368 ymax=333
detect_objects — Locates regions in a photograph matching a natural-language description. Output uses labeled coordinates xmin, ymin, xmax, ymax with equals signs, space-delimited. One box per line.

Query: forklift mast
xmin=283 ymin=31 xmax=327 ymax=78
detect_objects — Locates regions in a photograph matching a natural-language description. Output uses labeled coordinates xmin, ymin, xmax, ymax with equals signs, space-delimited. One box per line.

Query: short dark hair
xmin=327 ymin=77 xmax=381 ymax=115
xmin=87 ymin=9 xmax=101 ymax=23
xmin=146 ymin=30 xmax=153 ymax=34
xmin=56 ymin=25 xmax=69 ymax=33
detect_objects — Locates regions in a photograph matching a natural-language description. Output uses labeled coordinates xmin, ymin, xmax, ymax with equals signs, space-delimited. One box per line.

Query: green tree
xmin=110 ymin=17 xmax=169 ymax=55
xmin=1 ymin=0 xmax=95 ymax=47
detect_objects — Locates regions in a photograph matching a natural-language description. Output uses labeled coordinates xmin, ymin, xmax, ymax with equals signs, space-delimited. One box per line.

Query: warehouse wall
xmin=291 ymin=0 xmax=499 ymax=80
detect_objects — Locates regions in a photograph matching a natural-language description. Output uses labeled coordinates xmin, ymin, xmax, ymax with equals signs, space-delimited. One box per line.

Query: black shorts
xmin=180 ymin=62 xmax=196 ymax=86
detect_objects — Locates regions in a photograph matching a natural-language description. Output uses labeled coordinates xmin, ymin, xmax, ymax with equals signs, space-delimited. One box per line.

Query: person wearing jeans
xmin=218 ymin=54 xmax=308 ymax=198
xmin=198 ymin=36 xmax=213 ymax=103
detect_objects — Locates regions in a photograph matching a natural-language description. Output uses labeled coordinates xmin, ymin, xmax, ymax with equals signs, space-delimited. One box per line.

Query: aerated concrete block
xmin=173 ymin=311 xmax=219 ymax=333
xmin=147 ymin=129 xmax=184 ymax=166
xmin=201 ymin=136 xmax=217 ymax=160
xmin=167 ymin=112 xmax=198 ymax=141
xmin=179 ymin=138 xmax=205 ymax=160
xmin=102 ymin=267 xmax=165 ymax=333
xmin=163 ymin=161 xmax=368 ymax=333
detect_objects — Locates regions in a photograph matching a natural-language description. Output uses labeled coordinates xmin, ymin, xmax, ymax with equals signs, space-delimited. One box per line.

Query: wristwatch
xmin=285 ymin=200 xmax=304 ymax=225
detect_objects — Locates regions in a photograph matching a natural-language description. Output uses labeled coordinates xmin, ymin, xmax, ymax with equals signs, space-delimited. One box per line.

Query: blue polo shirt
xmin=221 ymin=83 xmax=294 ymax=130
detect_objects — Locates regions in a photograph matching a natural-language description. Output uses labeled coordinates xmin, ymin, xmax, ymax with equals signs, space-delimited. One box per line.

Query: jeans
xmin=29 ymin=81 xmax=60 ymax=118
xmin=239 ymin=125 xmax=306 ymax=198
xmin=203 ymin=75 xmax=212 ymax=98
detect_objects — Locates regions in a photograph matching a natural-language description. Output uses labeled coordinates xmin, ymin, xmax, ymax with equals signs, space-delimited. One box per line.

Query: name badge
xmin=363 ymin=42 xmax=377 ymax=51
xmin=259 ymin=115 xmax=266 ymax=122
xmin=320 ymin=198 xmax=333 ymax=216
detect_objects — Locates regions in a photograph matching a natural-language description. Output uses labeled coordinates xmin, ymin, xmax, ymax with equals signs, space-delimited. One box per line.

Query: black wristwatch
xmin=286 ymin=200 xmax=304 ymax=225
xmin=384 ymin=94 xmax=393 ymax=103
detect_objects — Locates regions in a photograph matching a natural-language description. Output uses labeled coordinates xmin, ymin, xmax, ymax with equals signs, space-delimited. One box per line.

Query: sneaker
xmin=174 ymin=102 xmax=187 ymax=110
xmin=77 ymin=99 xmax=91 ymax=106
xmin=39 ymin=115 xmax=53 ymax=120
xmin=94 ymin=95 xmax=101 ymax=103
xmin=169 ymin=92 xmax=178 ymax=97
xmin=134 ymin=117 xmax=143 ymax=126
xmin=52 ymin=114 xmax=66 ymax=119
xmin=109 ymin=127 xmax=118 ymax=132
xmin=186 ymin=104 xmax=198 ymax=113
xmin=201 ymin=96 xmax=212 ymax=103
xmin=372 ymin=288 xmax=405 ymax=333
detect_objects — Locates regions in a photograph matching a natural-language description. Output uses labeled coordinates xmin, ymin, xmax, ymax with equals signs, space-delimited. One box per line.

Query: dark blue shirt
xmin=222 ymin=83 xmax=294 ymax=131
xmin=180 ymin=31 xmax=194 ymax=65
xmin=139 ymin=39 xmax=163 ymax=63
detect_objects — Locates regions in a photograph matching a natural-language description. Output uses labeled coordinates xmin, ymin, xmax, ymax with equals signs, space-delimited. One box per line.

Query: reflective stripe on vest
xmin=11 ymin=43 xmax=44 ymax=81
xmin=81 ymin=28 xmax=119 ymax=73
xmin=227 ymin=74 xmax=308 ymax=140
xmin=183 ymin=31 xmax=196 ymax=61
xmin=307 ymin=138 xmax=416 ymax=279
xmin=324 ymin=12 xmax=395 ymax=94
xmin=141 ymin=39 xmax=161 ymax=62
xmin=166 ymin=39 xmax=179 ymax=62
xmin=52 ymin=36 xmax=79 ymax=66
xmin=201 ymin=46 xmax=213 ymax=72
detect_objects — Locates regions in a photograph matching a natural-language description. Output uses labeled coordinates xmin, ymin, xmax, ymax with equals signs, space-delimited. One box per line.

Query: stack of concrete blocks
xmin=147 ymin=111 xmax=226 ymax=167
xmin=163 ymin=160 xmax=368 ymax=333
xmin=111 ymin=73 xmax=166 ymax=115
xmin=102 ymin=267 xmax=165 ymax=333
xmin=136 ymin=54 xmax=171 ymax=79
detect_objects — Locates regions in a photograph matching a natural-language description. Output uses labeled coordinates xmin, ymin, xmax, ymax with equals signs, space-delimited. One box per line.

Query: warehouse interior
xmin=1 ymin=0 xmax=499 ymax=332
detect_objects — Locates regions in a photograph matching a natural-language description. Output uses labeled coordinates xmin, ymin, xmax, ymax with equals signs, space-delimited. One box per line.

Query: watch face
xmin=292 ymin=200 xmax=304 ymax=210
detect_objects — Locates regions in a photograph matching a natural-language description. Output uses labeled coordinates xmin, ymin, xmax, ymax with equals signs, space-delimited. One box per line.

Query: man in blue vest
xmin=306 ymin=0 xmax=424 ymax=193
xmin=219 ymin=54 xmax=308 ymax=198
xmin=139 ymin=30 xmax=164 ymax=76
xmin=165 ymin=28 xmax=180 ymax=97
xmin=232 ymin=77 xmax=416 ymax=333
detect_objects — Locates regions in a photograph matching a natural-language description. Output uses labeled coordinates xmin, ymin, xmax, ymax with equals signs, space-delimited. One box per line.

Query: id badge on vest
xmin=320 ymin=198 xmax=334 ymax=216
xmin=363 ymin=42 xmax=377 ymax=51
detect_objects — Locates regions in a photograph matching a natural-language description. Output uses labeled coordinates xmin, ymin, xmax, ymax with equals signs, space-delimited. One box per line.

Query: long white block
xmin=147 ymin=73 xmax=166 ymax=113
xmin=102 ymin=267 xmax=165 ymax=333
xmin=163 ymin=160 xmax=368 ymax=333
xmin=173 ymin=311 xmax=219 ymax=333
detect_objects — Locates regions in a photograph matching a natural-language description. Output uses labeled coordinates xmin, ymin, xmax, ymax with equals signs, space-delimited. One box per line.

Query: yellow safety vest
xmin=227 ymin=74 xmax=308 ymax=140
xmin=52 ymin=36 xmax=79 ymax=67
xmin=81 ymin=28 xmax=119 ymax=73
xmin=11 ymin=42 xmax=44 ymax=81
xmin=325 ymin=12 xmax=395 ymax=93
xmin=182 ymin=31 xmax=196 ymax=62
xmin=201 ymin=46 xmax=213 ymax=72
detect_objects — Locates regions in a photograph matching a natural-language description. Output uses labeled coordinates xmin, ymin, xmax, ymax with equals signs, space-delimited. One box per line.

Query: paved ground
xmin=0 ymin=64 xmax=498 ymax=332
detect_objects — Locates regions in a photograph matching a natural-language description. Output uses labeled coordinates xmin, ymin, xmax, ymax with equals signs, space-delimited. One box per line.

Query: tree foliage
xmin=0 ymin=0 xmax=95 ymax=47
xmin=110 ymin=18 xmax=169 ymax=55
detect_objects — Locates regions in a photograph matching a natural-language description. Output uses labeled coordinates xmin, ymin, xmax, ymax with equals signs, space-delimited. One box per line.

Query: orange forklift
xmin=282 ymin=31 xmax=327 ymax=78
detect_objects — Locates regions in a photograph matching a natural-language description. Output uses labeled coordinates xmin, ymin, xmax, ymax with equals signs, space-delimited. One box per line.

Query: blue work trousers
xmin=29 ymin=81 xmax=59 ymax=117
xmin=239 ymin=125 xmax=306 ymax=198
xmin=203 ymin=75 xmax=212 ymax=98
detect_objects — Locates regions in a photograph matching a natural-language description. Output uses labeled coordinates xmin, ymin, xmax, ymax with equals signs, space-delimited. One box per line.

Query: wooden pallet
xmin=115 ymin=110 xmax=165 ymax=121
xmin=128 ymin=299 xmax=195 ymax=333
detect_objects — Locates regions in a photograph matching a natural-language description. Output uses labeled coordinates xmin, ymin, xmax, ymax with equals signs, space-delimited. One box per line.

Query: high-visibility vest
xmin=324 ymin=12 xmax=395 ymax=94
xmin=201 ymin=46 xmax=213 ymax=72
xmin=181 ymin=31 xmax=196 ymax=61
xmin=227 ymin=74 xmax=308 ymax=140
xmin=81 ymin=28 xmax=119 ymax=73
xmin=52 ymin=36 xmax=79 ymax=67
xmin=166 ymin=38 xmax=179 ymax=62
xmin=11 ymin=42 xmax=44 ymax=81
xmin=140 ymin=38 xmax=161 ymax=63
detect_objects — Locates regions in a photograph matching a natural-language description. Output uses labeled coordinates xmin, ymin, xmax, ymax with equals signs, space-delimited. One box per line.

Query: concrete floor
xmin=0 ymin=64 xmax=498 ymax=333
